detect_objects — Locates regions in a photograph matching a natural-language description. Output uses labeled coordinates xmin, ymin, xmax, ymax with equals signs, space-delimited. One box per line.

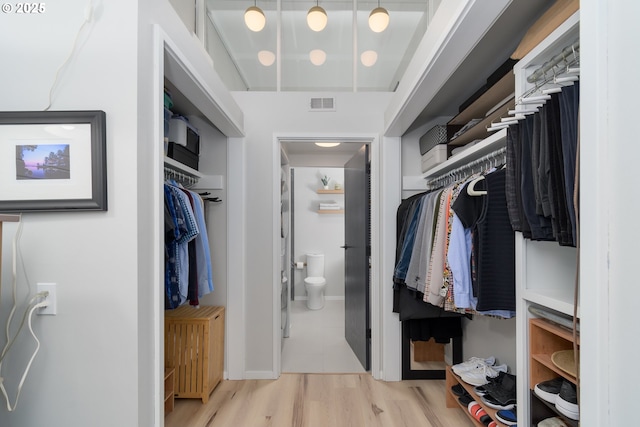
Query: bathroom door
xmin=343 ymin=144 xmax=370 ymax=371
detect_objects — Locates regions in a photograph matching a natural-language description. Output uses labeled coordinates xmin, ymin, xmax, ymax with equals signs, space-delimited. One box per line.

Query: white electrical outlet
xmin=37 ymin=283 xmax=57 ymax=315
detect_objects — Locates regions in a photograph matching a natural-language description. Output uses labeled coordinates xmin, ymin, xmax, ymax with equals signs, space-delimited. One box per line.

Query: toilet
xmin=304 ymin=253 xmax=327 ymax=310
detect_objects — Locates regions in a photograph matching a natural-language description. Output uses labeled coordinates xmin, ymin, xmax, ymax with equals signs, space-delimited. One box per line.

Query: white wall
xmin=231 ymin=91 xmax=392 ymax=377
xmin=0 ymin=0 xmax=241 ymax=425
xmin=292 ymin=167 xmax=345 ymax=299
xmin=0 ymin=1 xmax=140 ymax=426
xmin=581 ymin=1 xmax=640 ymax=425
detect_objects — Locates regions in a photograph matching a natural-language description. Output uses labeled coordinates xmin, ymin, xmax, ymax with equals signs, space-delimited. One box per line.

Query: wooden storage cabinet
xmin=445 ymin=365 xmax=509 ymax=427
xmin=529 ymin=318 xmax=579 ymax=426
xmin=164 ymin=367 xmax=175 ymax=414
xmin=165 ymin=305 xmax=225 ymax=404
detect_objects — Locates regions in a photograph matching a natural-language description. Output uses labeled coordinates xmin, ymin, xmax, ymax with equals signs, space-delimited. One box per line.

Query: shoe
xmin=467 ymin=401 xmax=492 ymax=425
xmin=474 ymin=385 xmax=489 ymax=396
xmin=459 ymin=363 xmax=508 ymax=386
xmin=458 ymin=393 xmax=474 ymax=406
xmin=481 ymin=394 xmax=515 ymax=410
xmin=451 ymin=383 xmax=466 ymax=397
xmin=483 ymin=371 xmax=517 ymax=406
xmin=555 ymin=380 xmax=579 ymax=420
xmin=495 ymin=408 xmax=517 ymax=425
xmin=538 ymin=417 xmax=568 ymax=427
xmin=452 ymin=356 xmax=496 ymax=375
xmin=534 ymin=377 xmax=563 ymax=404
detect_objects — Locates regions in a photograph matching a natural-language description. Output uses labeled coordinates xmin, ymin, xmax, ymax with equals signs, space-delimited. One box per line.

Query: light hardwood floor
xmin=165 ymin=373 xmax=474 ymax=427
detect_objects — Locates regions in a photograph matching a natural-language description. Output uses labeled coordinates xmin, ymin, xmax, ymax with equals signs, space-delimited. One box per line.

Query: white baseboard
xmin=244 ymin=370 xmax=278 ymax=380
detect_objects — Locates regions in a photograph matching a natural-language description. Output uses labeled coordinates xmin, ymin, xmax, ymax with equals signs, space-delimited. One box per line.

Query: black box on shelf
xmin=419 ymin=125 xmax=448 ymax=155
xmin=167 ymin=142 xmax=199 ymax=171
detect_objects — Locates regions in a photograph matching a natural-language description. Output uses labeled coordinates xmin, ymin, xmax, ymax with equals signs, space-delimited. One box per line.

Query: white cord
xmin=44 ymin=0 xmax=94 ymax=111
xmin=0 ymin=301 xmax=48 ymax=411
xmin=1 ymin=216 xmax=24 ymax=360
xmin=0 ymin=293 xmax=47 ymax=364
xmin=0 ymin=215 xmax=49 ymax=411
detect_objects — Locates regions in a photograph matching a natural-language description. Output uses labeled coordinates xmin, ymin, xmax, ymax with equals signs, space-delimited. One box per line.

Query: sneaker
xmin=483 ymin=371 xmax=517 ymax=406
xmin=481 ymin=394 xmax=515 ymax=410
xmin=495 ymin=408 xmax=517 ymax=425
xmin=534 ymin=377 xmax=564 ymax=404
xmin=555 ymin=380 xmax=579 ymax=420
xmin=452 ymin=356 xmax=496 ymax=375
xmin=474 ymin=385 xmax=489 ymax=396
xmin=467 ymin=401 xmax=492 ymax=425
xmin=459 ymin=363 xmax=508 ymax=386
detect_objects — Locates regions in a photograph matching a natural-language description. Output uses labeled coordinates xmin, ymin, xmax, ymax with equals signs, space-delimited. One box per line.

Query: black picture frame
xmin=0 ymin=110 xmax=107 ymax=212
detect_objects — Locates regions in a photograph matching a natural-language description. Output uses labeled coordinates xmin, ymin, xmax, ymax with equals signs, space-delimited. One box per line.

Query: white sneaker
xmin=451 ymin=356 xmax=496 ymax=376
xmin=460 ymin=363 xmax=508 ymax=386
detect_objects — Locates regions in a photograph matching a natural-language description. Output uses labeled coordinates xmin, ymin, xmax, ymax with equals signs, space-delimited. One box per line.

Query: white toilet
xmin=304 ymin=253 xmax=327 ymax=310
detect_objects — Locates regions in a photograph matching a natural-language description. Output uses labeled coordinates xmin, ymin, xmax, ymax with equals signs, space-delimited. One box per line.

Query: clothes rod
xmin=527 ymin=41 xmax=580 ymax=83
xmin=424 ymin=147 xmax=506 ymax=189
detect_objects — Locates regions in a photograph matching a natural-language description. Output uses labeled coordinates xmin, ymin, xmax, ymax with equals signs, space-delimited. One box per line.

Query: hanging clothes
xmin=505 ymin=80 xmax=580 ymax=247
xmin=164 ymin=181 xmax=214 ymax=309
xmin=393 ymin=164 xmax=515 ymax=320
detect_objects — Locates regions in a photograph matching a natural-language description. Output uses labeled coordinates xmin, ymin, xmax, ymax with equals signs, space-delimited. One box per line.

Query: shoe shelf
xmin=529 ymin=318 xmax=579 ymax=425
xmin=445 ymin=365 xmax=509 ymax=427
xmin=529 ymin=318 xmax=579 ymax=386
xmin=530 ymin=390 xmax=579 ymax=427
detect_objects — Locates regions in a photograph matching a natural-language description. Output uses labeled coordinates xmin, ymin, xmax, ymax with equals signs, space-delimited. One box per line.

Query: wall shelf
xmin=317 ymin=210 xmax=344 ymax=214
xmin=422 ymin=128 xmax=507 ymax=179
xmin=164 ymin=156 xmax=202 ymax=178
xmin=317 ymin=189 xmax=344 ymax=194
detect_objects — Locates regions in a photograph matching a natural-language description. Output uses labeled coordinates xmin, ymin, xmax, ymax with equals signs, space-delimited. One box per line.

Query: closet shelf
xmin=164 ymin=156 xmax=203 ymax=178
xmin=522 ymin=289 xmax=580 ymax=318
xmin=445 ymin=366 xmax=509 ymax=427
xmin=448 ymin=98 xmax=515 ymax=147
xmin=422 ymin=128 xmax=507 ymax=179
xmin=448 ymin=72 xmax=515 ymax=127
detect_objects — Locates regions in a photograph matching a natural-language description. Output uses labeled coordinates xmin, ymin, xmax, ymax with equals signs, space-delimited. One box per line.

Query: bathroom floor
xmin=282 ymin=300 xmax=366 ymax=373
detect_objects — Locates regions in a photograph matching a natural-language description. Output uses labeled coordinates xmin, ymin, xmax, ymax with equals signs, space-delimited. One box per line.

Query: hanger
xmin=467 ymin=176 xmax=486 ymax=196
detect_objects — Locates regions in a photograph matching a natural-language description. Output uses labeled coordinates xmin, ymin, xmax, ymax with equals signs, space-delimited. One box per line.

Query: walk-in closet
xmin=3 ymin=0 xmax=638 ymax=426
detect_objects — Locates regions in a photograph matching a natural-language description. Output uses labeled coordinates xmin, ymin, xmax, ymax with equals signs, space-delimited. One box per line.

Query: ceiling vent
xmin=309 ymin=97 xmax=335 ymax=111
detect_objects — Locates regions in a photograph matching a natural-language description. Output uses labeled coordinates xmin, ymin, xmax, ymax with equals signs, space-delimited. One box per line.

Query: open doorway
xmin=279 ymin=139 xmax=370 ymax=374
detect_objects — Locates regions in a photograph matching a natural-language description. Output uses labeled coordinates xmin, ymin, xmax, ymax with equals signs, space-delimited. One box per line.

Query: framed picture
xmin=0 ymin=110 xmax=107 ymax=212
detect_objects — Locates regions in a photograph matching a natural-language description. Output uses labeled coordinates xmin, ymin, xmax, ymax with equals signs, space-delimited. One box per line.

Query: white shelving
xmin=514 ymin=11 xmax=580 ymax=427
xmin=421 ymin=128 xmax=507 ymax=180
xmin=164 ymin=156 xmax=203 ymax=178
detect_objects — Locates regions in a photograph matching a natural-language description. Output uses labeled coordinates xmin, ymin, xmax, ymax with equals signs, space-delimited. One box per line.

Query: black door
xmin=343 ymin=144 xmax=370 ymax=370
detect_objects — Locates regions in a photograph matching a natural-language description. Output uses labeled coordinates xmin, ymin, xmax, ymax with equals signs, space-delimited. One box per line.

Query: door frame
xmin=272 ymin=133 xmax=397 ymax=379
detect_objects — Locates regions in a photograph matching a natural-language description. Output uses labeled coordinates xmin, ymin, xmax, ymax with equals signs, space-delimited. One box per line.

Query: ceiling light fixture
xmin=307 ymin=1 xmax=327 ymax=32
xmin=361 ymin=50 xmax=378 ymax=67
xmin=315 ymin=142 xmax=341 ymax=147
xmin=244 ymin=1 xmax=266 ymax=32
xmin=369 ymin=0 xmax=389 ymax=33
xmin=258 ymin=50 xmax=275 ymax=66
xmin=309 ymin=49 xmax=327 ymax=66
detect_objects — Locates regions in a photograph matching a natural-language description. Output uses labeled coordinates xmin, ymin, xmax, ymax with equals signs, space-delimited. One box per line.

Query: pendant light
xmin=369 ymin=0 xmax=389 ymax=33
xmin=307 ymin=0 xmax=327 ymax=32
xmin=244 ymin=1 xmax=266 ymax=32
